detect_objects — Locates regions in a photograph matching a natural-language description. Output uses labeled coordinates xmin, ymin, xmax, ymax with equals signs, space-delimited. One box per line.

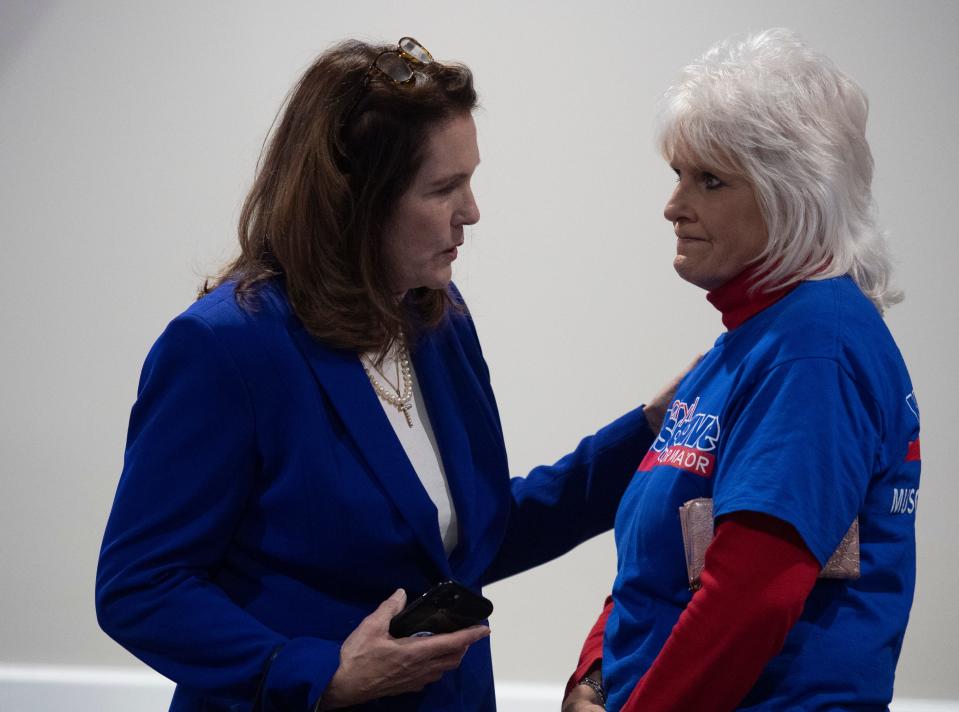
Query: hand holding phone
xmin=389 ymin=580 xmax=493 ymax=638
xmin=321 ymin=588 xmax=491 ymax=708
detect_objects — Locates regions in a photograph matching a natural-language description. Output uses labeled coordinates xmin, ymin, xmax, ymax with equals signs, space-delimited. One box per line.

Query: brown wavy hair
xmin=202 ymin=39 xmax=477 ymax=355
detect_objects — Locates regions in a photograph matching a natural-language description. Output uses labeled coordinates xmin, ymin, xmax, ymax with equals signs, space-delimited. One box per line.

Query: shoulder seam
xmin=176 ymin=312 xmax=258 ymax=437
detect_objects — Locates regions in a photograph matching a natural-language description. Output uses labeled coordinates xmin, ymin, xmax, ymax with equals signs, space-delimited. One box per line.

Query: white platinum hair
xmin=657 ymin=28 xmax=901 ymax=311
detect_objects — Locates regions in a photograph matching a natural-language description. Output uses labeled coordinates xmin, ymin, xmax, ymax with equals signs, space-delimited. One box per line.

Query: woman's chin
xmin=424 ymin=269 xmax=454 ymax=291
xmin=673 ymin=258 xmax=703 ymax=290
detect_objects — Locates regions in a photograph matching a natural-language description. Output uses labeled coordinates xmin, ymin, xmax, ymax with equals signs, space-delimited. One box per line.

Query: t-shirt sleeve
xmin=712 ymin=357 xmax=880 ymax=566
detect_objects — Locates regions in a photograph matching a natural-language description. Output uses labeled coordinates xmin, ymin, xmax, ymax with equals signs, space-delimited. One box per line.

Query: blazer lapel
xmin=286 ymin=322 xmax=450 ymax=573
xmin=411 ymin=328 xmax=478 ymax=570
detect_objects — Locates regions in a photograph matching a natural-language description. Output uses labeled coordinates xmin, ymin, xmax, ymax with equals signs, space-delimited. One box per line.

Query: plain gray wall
xmin=2 ymin=0 xmax=957 ymax=700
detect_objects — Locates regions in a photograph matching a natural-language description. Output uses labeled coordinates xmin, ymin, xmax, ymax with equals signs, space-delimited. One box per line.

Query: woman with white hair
xmin=563 ymin=29 xmax=920 ymax=711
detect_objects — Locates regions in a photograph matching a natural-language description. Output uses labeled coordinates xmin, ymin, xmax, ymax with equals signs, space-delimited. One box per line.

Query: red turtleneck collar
xmin=706 ymin=267 xmax=797 ymax=330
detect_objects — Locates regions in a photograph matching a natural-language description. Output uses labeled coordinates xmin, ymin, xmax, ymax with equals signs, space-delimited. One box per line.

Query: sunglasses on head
xmin=366 ymin=37 xmax=434 ymax=85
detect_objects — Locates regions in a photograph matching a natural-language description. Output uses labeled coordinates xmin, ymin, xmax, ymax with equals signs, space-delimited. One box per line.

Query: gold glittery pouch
xmin=678 ymin=498 xmax=860 ymax=592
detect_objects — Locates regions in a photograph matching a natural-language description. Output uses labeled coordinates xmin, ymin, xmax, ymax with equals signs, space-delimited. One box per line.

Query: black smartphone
xmin=389 ymin=580 xmax=493 ymax=638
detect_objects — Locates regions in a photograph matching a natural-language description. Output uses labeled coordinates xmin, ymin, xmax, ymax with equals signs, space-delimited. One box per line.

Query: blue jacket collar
xmin=286 ymin=320 xmax=453 ymax=574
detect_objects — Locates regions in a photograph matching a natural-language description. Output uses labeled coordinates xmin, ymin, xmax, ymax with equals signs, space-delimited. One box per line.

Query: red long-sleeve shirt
xmin=567 ymin=511 xmax=821 ymax=711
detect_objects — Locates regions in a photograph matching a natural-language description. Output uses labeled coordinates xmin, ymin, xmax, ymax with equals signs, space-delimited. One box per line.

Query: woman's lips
xmin=676 ymin=236 xmax=706 ymax=252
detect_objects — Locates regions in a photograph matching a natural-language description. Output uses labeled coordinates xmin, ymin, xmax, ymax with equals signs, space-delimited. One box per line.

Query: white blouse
xmin=361 ymin=349 xmax=459 ymax=555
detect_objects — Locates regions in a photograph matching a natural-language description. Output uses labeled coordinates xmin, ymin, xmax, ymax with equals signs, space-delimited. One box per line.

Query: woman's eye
xmin=703 ymin=173 xmax=723 ymax=190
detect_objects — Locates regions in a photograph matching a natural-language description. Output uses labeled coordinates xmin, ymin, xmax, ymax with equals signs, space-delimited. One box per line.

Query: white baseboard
xmin=0 ymin=664 xmax=174 ymax=712
xmin=0 ymin=664 xmax=956 ymax=711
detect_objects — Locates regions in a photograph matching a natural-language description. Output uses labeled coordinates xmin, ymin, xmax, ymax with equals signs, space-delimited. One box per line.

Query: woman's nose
xmin=458 ymin=187 xmax=480 ymax=226
xmin=663 ymin=184 xmax=691 ymax=225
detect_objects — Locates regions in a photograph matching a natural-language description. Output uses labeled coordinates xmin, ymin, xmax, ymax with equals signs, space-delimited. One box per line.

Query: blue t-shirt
xmin=604 ymin=277 xmax=920 ymax=711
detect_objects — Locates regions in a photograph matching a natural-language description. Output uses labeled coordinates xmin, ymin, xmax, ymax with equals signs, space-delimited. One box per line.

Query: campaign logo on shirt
xmin=905 ymin=390 xmax=920 ymax=462
xmin=638 ymin=397 xmax=720 ymax=477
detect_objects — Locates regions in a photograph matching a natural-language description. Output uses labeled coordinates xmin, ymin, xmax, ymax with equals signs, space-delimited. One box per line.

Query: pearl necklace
xmin=362 ymin=336 xmax=414 ymax=428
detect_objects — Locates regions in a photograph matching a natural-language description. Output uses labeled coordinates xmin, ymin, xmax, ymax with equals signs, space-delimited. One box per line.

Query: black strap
xmin=250 ymin=644 xmax=284 ymax=712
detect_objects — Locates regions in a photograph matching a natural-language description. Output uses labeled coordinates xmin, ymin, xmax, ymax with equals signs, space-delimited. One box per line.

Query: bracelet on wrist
xmin=576 ymin=676 xmax=606 ymax=707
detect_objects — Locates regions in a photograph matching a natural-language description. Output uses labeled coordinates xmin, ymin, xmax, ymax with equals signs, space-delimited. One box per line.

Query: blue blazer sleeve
xmin=440 ymin=289 xmax=655 ymax=585
xmin=96 ymin=314 xmax=338 ymax=710
xmin=480 ymin=404 xmax=654 ymax=585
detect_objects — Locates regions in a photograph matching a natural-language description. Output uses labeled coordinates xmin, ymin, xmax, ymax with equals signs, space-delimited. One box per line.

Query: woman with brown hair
xmin=95 ymin=38 xmax=679 ymax=711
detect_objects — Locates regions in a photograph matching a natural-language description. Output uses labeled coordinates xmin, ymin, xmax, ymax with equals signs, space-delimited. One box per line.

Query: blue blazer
xmin=96 ymin=281 xmax=653 ymax=711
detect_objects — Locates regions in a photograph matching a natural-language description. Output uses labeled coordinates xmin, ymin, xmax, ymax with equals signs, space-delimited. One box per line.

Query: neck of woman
xmin=706 ymin=266 xmax=797 ymax=330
